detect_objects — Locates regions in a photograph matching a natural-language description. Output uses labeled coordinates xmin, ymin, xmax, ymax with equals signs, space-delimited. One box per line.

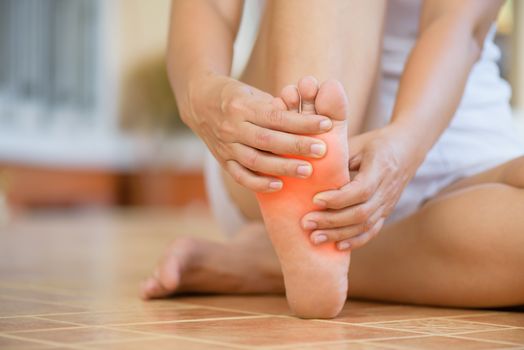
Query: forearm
xmin=167 ymin=0 xmax=242 ymax=122
xmin=389 ymin=0 xmax=503 ymax=161
xmin=259 ymin=0 xmax=386 ymax=134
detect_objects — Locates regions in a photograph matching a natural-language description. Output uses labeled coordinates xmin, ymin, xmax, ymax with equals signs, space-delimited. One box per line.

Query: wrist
xmin=178 ymin=68 xmax=227 ymax=130
xmin=381 ymin=122 xmax=427 ymax=167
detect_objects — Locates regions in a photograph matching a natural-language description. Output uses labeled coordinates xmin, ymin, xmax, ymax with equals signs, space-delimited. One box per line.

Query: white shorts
xmin=204 ymin=108 xmax=524 ymax=236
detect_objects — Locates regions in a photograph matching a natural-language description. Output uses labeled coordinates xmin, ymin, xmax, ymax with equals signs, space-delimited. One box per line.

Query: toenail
xmin=269 ymin=181 xmax=283 ymax=190
xmin=319 ymin=119 xmax=332 ymax=131
xmin=313 ymin=234 xmax=327 ymax=245
xmin=310 ymin=143 xmax=326 ymax=157
xmin=338 ymin=241 xmax=351 ymax=250
xmin=303 ymin=220 xmax=317 ymax=230
xmin=297 ymin=164 xmax=312 ymax=177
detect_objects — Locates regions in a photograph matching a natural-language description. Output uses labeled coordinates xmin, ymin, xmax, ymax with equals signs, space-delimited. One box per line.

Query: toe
xmin=139 ymin=275 xmax=170 ymax=300
xmin=315 ymin=79 xmax=349 ymax=122
xmin=140 ymin=251 xmax=183 ymax=300
xmin=297 ymin=76 xmax=319 ymax=115
xmin=280 ymin=85 xmax=301 ymax=112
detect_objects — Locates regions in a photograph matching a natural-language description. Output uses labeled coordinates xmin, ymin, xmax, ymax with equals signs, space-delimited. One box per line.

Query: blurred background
xmin=0 ymin=0 xmax=522 ymax=224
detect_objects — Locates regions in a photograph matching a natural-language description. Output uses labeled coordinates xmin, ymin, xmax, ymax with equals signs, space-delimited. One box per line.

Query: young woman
xmin=141 ymin=0 xmax=524 ymax=318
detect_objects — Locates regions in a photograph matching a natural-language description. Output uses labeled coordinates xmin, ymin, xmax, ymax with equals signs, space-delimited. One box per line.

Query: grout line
xmin=362 ymin=335 xmax=523 ymax=350
xmin=312 ymin=319 xmax=433 ymax=336
xmin=7 ymin=325 xmax=125 ymax=334
xmin=0 ymin=282 xmax=90 ymax=297
xmin=0 ymin=294 xmax=88 ymax=310
xmin=0 ymin=311 xmax=102 ymax=319
xmin=0 ymin=332 xmax=93 ymax=350
xmin=0 ymin=302 xmax=197 ymax=319
xmin=98 ymin=325 xmax=253 ymax=349
xmin=145 ymin=334 xmax=254 ymax=350
xmin=340 ymin=321 xmax=521 ymax=340
xmin=104 ymin=314 xmax=270 ymax=327
xmin=443 ymin=334 xmax=522 ymax=346
xmin=356 ymin=317 xmax=517 ymax=333
xmin=364 ymin=338 xmax=436 ymax=350
xmin=172 ymin=302 xmax=272 ymax=316
xmin=30 ymin=315 xmax=88 ymax=327
xmin=6 ymin=315 xmax=266 ymax=334
xmin=355 ymin=340 xmax=417 ymax=350
xmin=439 ymin=317 xmax=524 ymax=329
xmin=320 ymin=311 xmax=512 ymax=326
xmin=23 ymin=314 xmax=270 ymax=330
xmin=266 ymin=334 xmax=434 ymax=349
xmin=64 ymin=335 xmax=174 ymax=347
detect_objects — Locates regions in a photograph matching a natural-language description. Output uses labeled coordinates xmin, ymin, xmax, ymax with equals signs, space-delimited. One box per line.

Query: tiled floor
xmin=0 ymin=209 xmax=523 ymax=349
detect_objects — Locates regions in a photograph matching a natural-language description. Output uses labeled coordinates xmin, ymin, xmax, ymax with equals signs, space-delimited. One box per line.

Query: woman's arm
xmin=167 ymin=0 xmax=242 ymax=105
xmin=389 ymin=0 xmax=505 ymax=159
xmin=167 ymin=0 xmax=333 ymax=192
xmin=304 ymin=0 xmax=505 ymax=250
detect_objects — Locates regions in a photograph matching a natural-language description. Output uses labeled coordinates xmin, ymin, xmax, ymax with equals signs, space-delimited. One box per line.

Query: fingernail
xmin=313 ymin=197 xmax=327 ymax=208
xmin=310 ymin=143 xmax=326 ymax=157
xmin=296 ymin=164 xmax=312 ymax=177
xmin=303 ymin=220 xmax=317 ymax=230
xmin=319 ymin=119 xmax=332 ymax=131
xmin=313 ymin=234 xmax=327 ymax=245
xmin=338 ymin=241 xmax=351 ymax=250
xmin=269 ymin=181 xmax=282 ymax=190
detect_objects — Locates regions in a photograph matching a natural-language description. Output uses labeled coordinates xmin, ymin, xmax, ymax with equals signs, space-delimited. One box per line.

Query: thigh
xmin=222 ymin=167 xmax=262 ymax=221
xmin=437 ymin=156 xmax=524 ymax=196
xmin=349 ymin=156 xmax=524 ymax=307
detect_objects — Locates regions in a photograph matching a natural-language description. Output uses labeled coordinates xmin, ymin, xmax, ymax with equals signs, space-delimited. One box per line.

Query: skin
xmin=142 ymin=0 xmax=524 ymax=309
xmin=256 ymin=77 xmax=352 ymax=318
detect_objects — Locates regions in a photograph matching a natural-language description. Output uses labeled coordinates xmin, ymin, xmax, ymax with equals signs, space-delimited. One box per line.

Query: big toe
xmin=140 ymin=276 xmax=169 ymax=300
xmin=315 ymin=79 xmax=349 ymax=122
xmin=140 ymin=254 xmax=181 ymax=300
xmin=297 ymin=76 xmax=319 ymax=115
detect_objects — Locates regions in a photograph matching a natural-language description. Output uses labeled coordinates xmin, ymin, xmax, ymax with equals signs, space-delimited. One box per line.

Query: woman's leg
xmin=349 ymin=156 xmax=524 ymax=307
xmin=142 ymin=156 xmax=524 ymax=307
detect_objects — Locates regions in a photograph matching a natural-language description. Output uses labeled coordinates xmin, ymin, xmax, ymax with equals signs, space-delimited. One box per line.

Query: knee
xmin=499 ymin=156 xmax=524 ymax=188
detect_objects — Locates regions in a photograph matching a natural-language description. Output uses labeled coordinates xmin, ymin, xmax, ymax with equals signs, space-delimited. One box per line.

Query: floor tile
xmin=84 ymin=337 xmax=235 ymax=350
xmin=335 ymin=304 xmax=480 ymax=324
xmin=0 ymin=297 xmax=86 ymax=317
xmin=0 ymin=286 xmax=90 ymax=305
xmin=177 ymin=295 xmax=292 ymax=315
xmin=0 ymin=335 xmax=50 ymax=349
xmin=0 ymin=317 xmax=79 ymax=332
xmin=273 ymin=341 xmax=393 ymax=349
xmin=460 ymin=328 xmax=524 ymax=345
xmin=368 ymin=317 xmax=510 ymax=335
xmin=455 ymin=313 xmax=524 ymax=327
xmin=370 ymin=335 xmax=516 ymax=349
xmin=41 ymin=306 xmax=253 ymax=326
xmin=119 ymin=316 xmax=419 ymax=347
xmin=3 ymin=209 xmax=523 ymax=350
xmin=10 ymin=327 xmax=149 ymax=344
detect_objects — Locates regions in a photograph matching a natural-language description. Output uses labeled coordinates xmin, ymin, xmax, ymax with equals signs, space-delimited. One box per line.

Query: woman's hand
xmin=301 ymin=124 xmax=424 ymax=250
xmin=180 ymin=73 xmax=333 ymax=192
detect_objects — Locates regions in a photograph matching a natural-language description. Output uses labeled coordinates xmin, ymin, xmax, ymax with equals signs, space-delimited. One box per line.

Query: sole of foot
xmin=256 ymin=76 xmax=351 ymax=319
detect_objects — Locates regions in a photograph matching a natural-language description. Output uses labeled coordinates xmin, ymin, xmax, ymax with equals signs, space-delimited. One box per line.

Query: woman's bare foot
xmin=140 ymin=223 xmax=284 ymax=299
xmin=256 ymin=77 xmax=351 ymax=318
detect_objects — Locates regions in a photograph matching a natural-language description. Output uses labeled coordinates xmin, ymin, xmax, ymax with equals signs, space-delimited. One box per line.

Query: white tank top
xmin=367 ymin=0 xmax=512 ymax=131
